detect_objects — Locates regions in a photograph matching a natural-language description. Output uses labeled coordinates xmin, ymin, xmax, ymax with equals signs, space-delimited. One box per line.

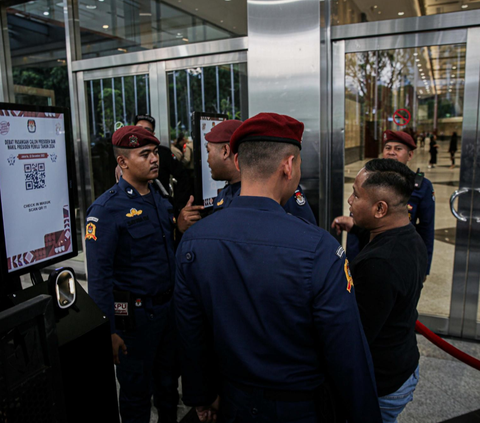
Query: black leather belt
xmin=134 ymin=288 xmax=173 ymax=307
xmin=229 ymin=380 xmax=317 ymax=402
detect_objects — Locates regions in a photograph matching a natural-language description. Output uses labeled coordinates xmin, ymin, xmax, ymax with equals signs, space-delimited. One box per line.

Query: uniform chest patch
xmin=85 ymin=222 xmax=97 ymax=241
xmin=115 ymin=301 xmax=128 ymax=316
xmin=126 ymin=208 xmax=143 ymax=217
xmin=294 ymin=190 xmax=305 ymax=206
xmin=344 ymin=259 xmax=354 ymax=293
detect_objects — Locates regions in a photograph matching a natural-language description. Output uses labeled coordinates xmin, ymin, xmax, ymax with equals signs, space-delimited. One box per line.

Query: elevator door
xmin=332 ymin=28 xmax=480 ymax=339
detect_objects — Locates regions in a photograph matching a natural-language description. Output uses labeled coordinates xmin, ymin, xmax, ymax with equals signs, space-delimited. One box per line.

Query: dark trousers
xmin=218 ymin=380 xmax=339 ymax=423
xmin=116 ymin=300 xmax=178 ymax=423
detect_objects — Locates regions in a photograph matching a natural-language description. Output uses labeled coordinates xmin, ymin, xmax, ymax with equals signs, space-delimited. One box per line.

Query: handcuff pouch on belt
xmin=114 ymin=290 xmax=136 ymax=331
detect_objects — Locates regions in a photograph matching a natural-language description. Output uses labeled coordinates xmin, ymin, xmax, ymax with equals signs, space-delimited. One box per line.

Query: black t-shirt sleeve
xmin=354 ymin=258 xmax=397 ymax=345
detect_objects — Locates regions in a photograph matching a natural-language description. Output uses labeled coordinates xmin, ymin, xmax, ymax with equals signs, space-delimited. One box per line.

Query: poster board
xmin=0 ymin=103 xmax=78 ymax=278
xmin=193 ymin=112 xmax=228 ymax=208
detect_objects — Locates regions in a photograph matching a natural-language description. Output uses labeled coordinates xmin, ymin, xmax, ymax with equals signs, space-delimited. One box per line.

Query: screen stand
xmin=30 ymin=269 xmax=44 ymax=286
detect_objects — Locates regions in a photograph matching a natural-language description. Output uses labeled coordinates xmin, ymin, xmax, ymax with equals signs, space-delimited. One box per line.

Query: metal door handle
xmin=450 ymin=188 xmax=469 ymax=222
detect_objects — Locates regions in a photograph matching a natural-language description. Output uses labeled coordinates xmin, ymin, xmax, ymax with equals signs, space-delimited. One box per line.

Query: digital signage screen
xmin=0 ymin=103 xmax=77 ymax=278
xmin=193 ymin=112 xmax=228 ymax=208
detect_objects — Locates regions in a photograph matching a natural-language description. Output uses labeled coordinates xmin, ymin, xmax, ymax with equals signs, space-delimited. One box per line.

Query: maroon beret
xmin=230 ymin=112 xmax=304 ymax=154
xmin=205 ymin=120 xmax=243 ymax=143
xmin=112 ymin=125 xmax=159 ymax=148
xmin=383 ymin=130 xmax=416 ymax=150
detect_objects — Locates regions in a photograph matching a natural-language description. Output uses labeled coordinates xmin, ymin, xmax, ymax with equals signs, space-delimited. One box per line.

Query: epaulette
xmin=414 ymin=168 xmax=424 ymax=190
xmin=95 ymin=187 xmax=118 ymax=206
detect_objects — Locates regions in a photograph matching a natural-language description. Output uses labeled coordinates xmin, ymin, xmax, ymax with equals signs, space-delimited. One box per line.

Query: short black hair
xmin=237 ymin=141 xmax=299 ymax=178
xmin=113 ymin=145 xmax=131 ymax=159
xmin=363 ymin=158 xmax=415 ymax=206
xmin=134 ymin=114 xmax=155 ymax=131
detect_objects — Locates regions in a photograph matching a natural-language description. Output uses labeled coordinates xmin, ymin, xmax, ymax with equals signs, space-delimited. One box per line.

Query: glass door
xmin=332 ymin=28 xmax=480 ymax=339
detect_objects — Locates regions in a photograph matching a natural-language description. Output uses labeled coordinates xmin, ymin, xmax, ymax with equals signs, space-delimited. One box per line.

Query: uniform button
xmin=251 ymin=408 xmax=258 ymax=415
xmin=110 ymin=190 xmax=114 ymax=193
xmin=186 ymin=252 xmax=192 ymax=261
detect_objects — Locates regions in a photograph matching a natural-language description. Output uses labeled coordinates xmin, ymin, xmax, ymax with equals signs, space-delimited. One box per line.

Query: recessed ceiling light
xmin=452 ymin=74 xmax=456 ymax=77
xmin=43 ymin=11 xmax=50 ymax=15
xmin=139 ymin=12 xmax=152 ymax=16
xmin=103 ymin=24 xmax=109 ymax=29
xmin=416 ymin=59 xmax=420 ymax=62
xmin=462 ymin=4 xmax=468 ymax=8
xmin=398 ymin=11 xmax=405 ymax=15
xmin=374 ymin=5 xmax=378 ymax=8
xmin=378 ymin=11 xmax=382 ymax=14
xmin=86 ymin=5 xmax=96 ymax=9
xmin=195 ymin=8 xmax=198 ymax=10
xmin=220 ymin=20 xmax=224 ymax=23
xmin=176 ymin=33 xmax=183 ymax=38
xmin=413 ymin=53 xmax=418 ymax=56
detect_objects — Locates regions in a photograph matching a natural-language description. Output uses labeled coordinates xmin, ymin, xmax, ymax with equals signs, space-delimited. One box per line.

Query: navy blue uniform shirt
xmin=175 ymin=196 xmax=381 ymax=422
xmin=347 ymin=175 xmax=435 ymax=274
xmin=212 ymin=181 xmax=317 ymax=224
xmin=86 ymin=177 xmax=176 ymax=333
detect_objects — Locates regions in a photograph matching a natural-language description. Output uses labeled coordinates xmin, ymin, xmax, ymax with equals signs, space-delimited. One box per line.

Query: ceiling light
xmin=103 ymin=24 xmax=109 ymax=29
xmin=139 ymin=12 xmax=152 ymax=16
xmin=43 ymin=11 xmax=50 ymax=15
xmin=378 ymin=11 xmax=382 ymax=14
xmin=182 ymin=37 xmax=189 ymax=42
xmin=176 ymin=33 xmax=182 ymax=38
xmin=452 ymin=74 xmax=456 ymax=77
xmin=413 ymin=53 xmax=418 ymax=56
xmin=195 ymin=8 xmax=198 ymax=10
xmin=118 ymin=48 xmax=127 ymax=53
xmin=416 ymin=59 xmax=420 ymax=62
xmin=99 ymin=0 xmax=105 ymax=2
xmin=462 ymin=4 xmax=468 ymax=8
xmin=398 ymin=11 xmax=405 ymax=15
xmin=220 ymin=20 xmax=224 ymax=22
xmin=86 ymin=5 xmax=96 ymax=9
xmin=374 ymin=5 xmax=378 ymax=8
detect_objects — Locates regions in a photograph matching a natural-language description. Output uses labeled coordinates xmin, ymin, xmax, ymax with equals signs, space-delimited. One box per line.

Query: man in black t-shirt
xmin=347 ymin=158 xmax=427 ymax=423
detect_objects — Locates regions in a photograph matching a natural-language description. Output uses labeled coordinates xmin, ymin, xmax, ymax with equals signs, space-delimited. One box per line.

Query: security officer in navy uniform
xmin=175 ymin=113 xmax=382 ymax=423
xmin=332 ymin=130 xmax=435 ymax=275
xmin=86 ymin=126 xmax=202 ymax=423
xmin=206 ymin=120 xmax=317 ymax=224
xmin=115 ymin=114 xmax=193 ymax=215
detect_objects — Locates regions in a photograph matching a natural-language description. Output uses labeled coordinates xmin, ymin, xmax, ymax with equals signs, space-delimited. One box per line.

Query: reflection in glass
xmin=332 ymin=0 xmax=480 ymax=25
xmin=86 ymin=75 xmax=150 ymax=200
xmin=167 ymin=63 xmax=247 ymax=140
xmin=343 ymin=44 xmax=466 ymax=318
xmin=79 ymin=0 xmax=247 ymax=59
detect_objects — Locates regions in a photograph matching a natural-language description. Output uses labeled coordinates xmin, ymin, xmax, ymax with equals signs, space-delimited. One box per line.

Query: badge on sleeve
xmin=344 ymin=259 xmax=354 ymax=293
xmin=294 ymin=190 xmax=305 ymax=206
xmin=216 ymin=198 xmax=224 ymax=206
xmin=85 ymin=222 xmax=97 ymax=241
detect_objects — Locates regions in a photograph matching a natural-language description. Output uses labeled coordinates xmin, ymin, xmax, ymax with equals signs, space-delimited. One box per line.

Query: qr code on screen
xmin=24 ymin=163 xmax=46 ymax=190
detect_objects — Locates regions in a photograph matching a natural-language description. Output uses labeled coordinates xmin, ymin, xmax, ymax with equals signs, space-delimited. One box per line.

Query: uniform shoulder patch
xmin=294 ymin=189 xmax=305 ymax=206
xmin=336 ymin=246 xmax=345 ymax=258
xmin=344 ymin=259 xmax=354 ymax=293
xmin=87 ymin=216 xmax=99 ymax=223
xmin=85 ymin=222 xmax=97 ymax=241
xmin=216 ymin=198 xmax=224 ymax=206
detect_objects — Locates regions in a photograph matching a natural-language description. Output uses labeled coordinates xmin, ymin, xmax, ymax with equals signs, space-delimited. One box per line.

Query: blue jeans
xmin=378 ymin=365 xmax=419 ymax=423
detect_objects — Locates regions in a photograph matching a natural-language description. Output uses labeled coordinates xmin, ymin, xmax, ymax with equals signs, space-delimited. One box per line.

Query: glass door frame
xmin=331 ymin=28 xmax=480 ymax=339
